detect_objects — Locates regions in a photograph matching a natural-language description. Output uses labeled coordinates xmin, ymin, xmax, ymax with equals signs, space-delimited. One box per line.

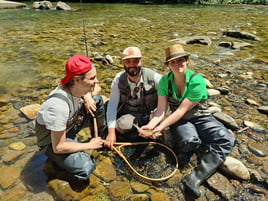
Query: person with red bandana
xmin=35 ymin=55 xmax=106 ymax=182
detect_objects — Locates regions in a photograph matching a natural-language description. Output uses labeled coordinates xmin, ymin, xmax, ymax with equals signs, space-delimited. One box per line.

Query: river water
xmin=0 ymin=2 xmax=267 ymax=201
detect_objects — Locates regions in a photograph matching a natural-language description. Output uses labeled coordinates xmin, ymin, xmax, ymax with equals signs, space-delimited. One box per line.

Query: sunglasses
xmin=132 ymin=86 xmax=140 ymax=99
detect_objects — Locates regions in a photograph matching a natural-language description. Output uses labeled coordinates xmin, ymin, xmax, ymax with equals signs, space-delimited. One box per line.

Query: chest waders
xmin=35 ymin=93 xmax=80 ymax=150
xmin=167 ymin=72 xmax=210 ymax=120
xmin=117 ymin=68 xmax=158 ymax=124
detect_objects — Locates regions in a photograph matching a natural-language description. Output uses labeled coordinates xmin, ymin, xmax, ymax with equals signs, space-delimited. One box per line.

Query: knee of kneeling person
xmin=93 ymin=94 xmax=104 ymax=106
xmin=178 ymin=137 xmax=201 ymax=152
xmin=218 ymin=129 xmax=236 ymax=146
xmin=76 ymin=160 xmax=96 ymax=180
xmin=215 ymin=130 xmax=236 ymax=155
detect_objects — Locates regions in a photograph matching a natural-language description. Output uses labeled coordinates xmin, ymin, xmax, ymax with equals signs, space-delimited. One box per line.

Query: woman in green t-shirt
xmin=139 ymin=44 xmax=235 ymax=198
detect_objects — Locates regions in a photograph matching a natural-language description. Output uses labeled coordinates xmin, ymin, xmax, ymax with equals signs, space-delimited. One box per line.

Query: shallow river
xmin=0 ymin=2 xmax=267 ymax=201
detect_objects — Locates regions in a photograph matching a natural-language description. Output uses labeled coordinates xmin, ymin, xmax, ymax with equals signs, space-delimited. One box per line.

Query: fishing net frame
xmin=112 ymin=141 xmax=178 ymax=182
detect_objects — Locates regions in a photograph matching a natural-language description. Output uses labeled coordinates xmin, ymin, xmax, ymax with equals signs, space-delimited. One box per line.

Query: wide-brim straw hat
xmin=165 ymin=44 xmax=190 ymax=63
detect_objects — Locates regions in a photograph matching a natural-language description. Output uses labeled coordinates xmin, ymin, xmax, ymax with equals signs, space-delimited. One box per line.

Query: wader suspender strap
xmin=140 ymin=82 xmax=149 ymax=113
xmin=117 ymin=75 xmax=129 ymax=114
xmin=47 ymin=93 xmax=71 ymax=111
xmin=168 ymin=72 xmax=199 ymax=97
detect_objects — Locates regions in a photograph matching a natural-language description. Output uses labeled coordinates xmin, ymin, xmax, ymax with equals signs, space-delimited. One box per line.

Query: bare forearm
xmin=148 ymin=112 xmax=165 ymax=129
xmin=53 ymin=141 xmax=93 ymax=154
xmin=160 ymin=109 xmax=184 ymax=129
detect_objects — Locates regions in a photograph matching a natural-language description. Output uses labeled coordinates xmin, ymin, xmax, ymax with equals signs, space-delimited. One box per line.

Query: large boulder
xmin=56 ymin=1 xmax=72 ymax=11
xmin=0 ymin=0 xmax=26 ymax=9
xmin=32 ymin=1 xmax=53 ymax=10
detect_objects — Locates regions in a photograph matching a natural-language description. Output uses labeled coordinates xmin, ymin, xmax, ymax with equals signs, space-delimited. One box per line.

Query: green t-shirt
xmin=158 ymin=69 xmax=208 ymax=101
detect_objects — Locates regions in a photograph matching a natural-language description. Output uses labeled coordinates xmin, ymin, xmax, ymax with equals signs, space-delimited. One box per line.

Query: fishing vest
xmin=35 ymin=93 xmax=80 ymax=147
xmin=167 ymin=72 xmax=211 ymax=120
xmin=118 ymin=68 xmax=158 ymax=114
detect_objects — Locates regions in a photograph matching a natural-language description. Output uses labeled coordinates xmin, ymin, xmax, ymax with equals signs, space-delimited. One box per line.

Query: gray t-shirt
xmin=36 ymin=85 xmax=81 ymax=131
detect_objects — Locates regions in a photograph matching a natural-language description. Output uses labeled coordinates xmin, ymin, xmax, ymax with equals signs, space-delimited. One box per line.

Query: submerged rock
xmin=0 ymin=166 xmax=20 ymax=189
xmin=222 ymin=30 xmax=260 ymax=41
xmin=19 ymin=104 xmax=40 ymax=120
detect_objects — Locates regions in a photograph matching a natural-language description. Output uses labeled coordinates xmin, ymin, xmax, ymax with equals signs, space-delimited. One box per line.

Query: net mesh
xmin=119 ymin=143 xmax=177 ymax=180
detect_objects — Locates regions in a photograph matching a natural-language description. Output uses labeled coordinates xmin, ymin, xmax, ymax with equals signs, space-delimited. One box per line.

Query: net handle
xmin=112 ymin=141 xmax=178 ymax=182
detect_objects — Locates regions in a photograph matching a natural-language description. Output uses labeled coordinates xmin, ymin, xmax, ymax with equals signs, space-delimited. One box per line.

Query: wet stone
xmin=246 ymin=155 xmax=263 ymax=166
xmin=213 ymin=111 xmax=240 ymax=130
xmin=243 ymin=183 xmax=268 ymax=195
xmin=19 ymin=191 xmax=54 ymax=201
xmin=109 ymin=179 xmax=132 ymax=200
xmin=207 ymin=88 xmax=221 ymax=96
xmin=0 ymin=133 xmax=18 ymax=139
xmin=8 ymin=142 xmax=26 ymax=151
xmin=88 ymin=174 xmax=108 ymax=197
xmin=165 ymin=169 xmax=182 ymax=187
xmin=19 ymin=104 xmax=40 ymax=120
xmin=2 ymin=150 xmax=24 ymax=164
xmin=263 ymin=162 xmax=268 ymax=174
xmin=148 ymin=189 xmax=171 ymax=201
xmin=0 ymin=166 xmax=20 ymax=189
xmin=205 ymin=78 xmax=214 ymax=88
xmin=48 ymin=179 xmax=90 ymax=201
xmin=207 ymin=172 xmax=236 ymax=200
xmin=127 ymin=193 xmax=149 ymax=201
xmin=89 ymin=174 xmax=102 ymax=188
xmin=130 ymin=181 xmax=150 ymax=193
xmin=209 ymin=106 xmax=222 ymax=113
xmin=94 ymin=157 xmax=117 ymax=182
xmin=220 ymin=156 xmax=250 ymax=180
xmin=257 ymin=106 xmax=268 ymax=114
xmin=244 ymin=120 xmax=265 ymax=132
xmin=205 ymin=189 xmax=219 ymax=201
xmin=246 ymin=98 xmax=260 ymax=106
xmin=248 ymin=141 xmax=268 ymax=157
xmin=249 ymin=168 xmax=264 ymax=183
xmin=0 ymin=187 xmax=26 ymax=201
xmin=80 ymin=194 xmax=110 ymax=201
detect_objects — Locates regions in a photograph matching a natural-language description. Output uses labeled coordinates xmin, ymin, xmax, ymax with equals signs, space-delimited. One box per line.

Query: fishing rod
xmin=80 ymin=0 xmax=99 ymax=137
xmin=80 ymin=0 xmax=89 ymax=57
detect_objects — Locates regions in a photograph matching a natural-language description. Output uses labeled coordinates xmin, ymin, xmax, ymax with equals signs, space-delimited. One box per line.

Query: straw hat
xmin=122 ymin=47 xmax=142 ymax=60
xmin=165 ymin=44 xmax=190 ymax=63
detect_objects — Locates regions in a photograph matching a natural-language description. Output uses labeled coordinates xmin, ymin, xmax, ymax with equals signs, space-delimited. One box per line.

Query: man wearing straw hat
xmin=105 ymin=46 xmax=162 ymax=148
xmin=35 ymin=55 xmax=106 ymax=183
xmin=139 ymin=44 xmax=235 ymax=198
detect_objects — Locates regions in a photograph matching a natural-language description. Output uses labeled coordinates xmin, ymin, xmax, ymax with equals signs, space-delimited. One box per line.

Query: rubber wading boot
xmin=181 ymin=152 xmax=223 ymax=198
xmin=177 ymin=151 xmax=194 ymax=168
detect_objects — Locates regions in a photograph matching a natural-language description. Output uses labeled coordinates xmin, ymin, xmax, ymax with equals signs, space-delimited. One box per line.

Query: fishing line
xmin=80 ymin=0 xmax=89 ymax=57
xmin=79 ymin=0 xmax=99 ymax=138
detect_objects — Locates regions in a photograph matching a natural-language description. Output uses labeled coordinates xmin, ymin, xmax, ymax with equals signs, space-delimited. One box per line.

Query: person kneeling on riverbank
xmin=138 ymin=44 xmax=235 ymax=198
xmin=35 ymin=55 xmax=106 ymax=183
xmin=104 ymin=46 xmax=162 ymax=148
